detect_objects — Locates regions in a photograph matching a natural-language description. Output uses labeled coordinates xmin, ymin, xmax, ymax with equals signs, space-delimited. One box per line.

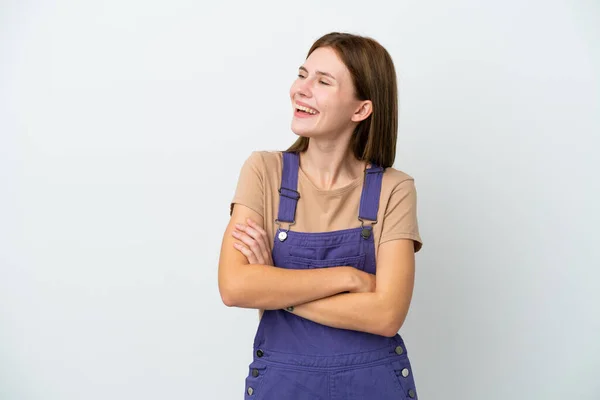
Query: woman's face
xmin=289 ymin=46 xmax=370 ymax=139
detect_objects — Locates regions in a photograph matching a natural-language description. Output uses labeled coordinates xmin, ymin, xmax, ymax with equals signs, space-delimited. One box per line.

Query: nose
xmin=294 ymin=78 xmax=312 ymax=98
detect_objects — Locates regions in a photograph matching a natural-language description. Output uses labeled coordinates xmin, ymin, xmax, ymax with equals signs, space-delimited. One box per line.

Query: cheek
xmin=322 ymin=101 xmax=355 ymax=124
xmin=320 ymin=97 xmax=343 ymax=116
xmin=337 ymin=98 xmax=358 ymax=118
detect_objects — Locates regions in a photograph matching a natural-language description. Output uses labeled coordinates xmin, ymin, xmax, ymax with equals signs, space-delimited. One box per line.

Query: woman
xmin=218 ymin=32 xmax=423 ymax=399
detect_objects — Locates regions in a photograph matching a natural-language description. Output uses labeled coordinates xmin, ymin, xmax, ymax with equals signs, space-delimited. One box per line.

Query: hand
xmin=232 ymin=218 xmax=274 ymax=266
xmin=350 ymin=269 xmax=377 ymax=293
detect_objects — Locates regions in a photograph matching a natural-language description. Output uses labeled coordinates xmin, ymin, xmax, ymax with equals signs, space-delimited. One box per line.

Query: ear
xmin=351 ymin=100 xmax=373 ymax=123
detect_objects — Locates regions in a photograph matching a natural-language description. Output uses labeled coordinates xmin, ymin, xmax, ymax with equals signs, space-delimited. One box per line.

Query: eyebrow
xmin=299 ymin=66 xmax=337 ymax=81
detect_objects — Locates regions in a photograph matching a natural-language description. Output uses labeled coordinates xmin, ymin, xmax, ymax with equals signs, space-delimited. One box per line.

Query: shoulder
xmin=243 ymin=150 xmax=283 ymax=171
xmin=381 ymin=166 xmax=416 ymax=193
xmin=379 ymin=166 xmax=419 ymax=213
xmin=239 ymin=151 xmax=284 ymax=188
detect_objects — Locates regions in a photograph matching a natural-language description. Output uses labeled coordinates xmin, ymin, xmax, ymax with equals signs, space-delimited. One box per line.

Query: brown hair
xmin=286 ymin=32 xmax=399 ymax=168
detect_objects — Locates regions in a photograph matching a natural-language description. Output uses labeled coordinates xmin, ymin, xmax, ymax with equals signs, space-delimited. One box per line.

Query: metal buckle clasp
xmin=358 ymin=217 xmax=377 ymax=239
xmin=275 ymin=219 xmax=296 ymax=242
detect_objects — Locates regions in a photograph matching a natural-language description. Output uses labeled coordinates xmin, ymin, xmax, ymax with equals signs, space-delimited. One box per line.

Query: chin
xmin=291 ymin=126 xmax=311 ymax=138
xmin=291 ymin=123 xmax=322 ymax=138
xmin=292 ymin=129 xmax=314 ymax=138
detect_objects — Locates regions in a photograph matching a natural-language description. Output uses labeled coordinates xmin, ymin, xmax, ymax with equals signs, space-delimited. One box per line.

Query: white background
xmin=1 ymin=0 xmax=599 ymax=399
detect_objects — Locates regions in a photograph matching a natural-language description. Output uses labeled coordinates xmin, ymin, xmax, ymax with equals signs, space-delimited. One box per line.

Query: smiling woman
xmin=218 ymin=32 xmax=423 ymax=400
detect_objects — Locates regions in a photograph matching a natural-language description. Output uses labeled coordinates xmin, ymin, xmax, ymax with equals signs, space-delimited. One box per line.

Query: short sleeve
xmin=229 ymin=151 xmax=265 ymax=218
xmin=379 ymin=179 xmax=423 ymax=252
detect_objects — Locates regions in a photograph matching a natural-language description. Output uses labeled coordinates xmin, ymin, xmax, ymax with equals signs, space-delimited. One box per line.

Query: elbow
xmin=379 ymin=321 xmax=402 ymax=338
xmin=378 ymin=309 xmax=407 ymax=338
xmin=219 ymin=289 xmax=235 ymax=308
xmin=219 ymin=279 xmax=241 ymax=308
xmin=220 ymin=291 xmax=237 ymax=308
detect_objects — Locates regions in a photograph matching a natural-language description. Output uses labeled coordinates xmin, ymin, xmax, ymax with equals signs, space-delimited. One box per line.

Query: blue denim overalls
xmin=244 ymin=152 xmax=418 ymax=400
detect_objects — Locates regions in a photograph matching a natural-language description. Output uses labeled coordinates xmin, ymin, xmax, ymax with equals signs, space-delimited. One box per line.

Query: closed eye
xmin=297 ymin=74 xmax=330 ymax=86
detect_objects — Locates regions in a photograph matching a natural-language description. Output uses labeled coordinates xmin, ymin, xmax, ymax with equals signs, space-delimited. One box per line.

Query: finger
xmin=233 ymin=242 xmax=258 ymax=264
xmin=237 ymin=223 xmax=269 ymax=261
xmin=246 ymin=219 xmax=270 ymax=245
xmin=246 ymin=218 xmax=268 ymax=237
xmin=236 ymin=223 xmax=262 ymax=241
xmin=245 ymin=219 xmax=271 ymax=260
xmin=232 ymin=231 xmax=265 ymax=264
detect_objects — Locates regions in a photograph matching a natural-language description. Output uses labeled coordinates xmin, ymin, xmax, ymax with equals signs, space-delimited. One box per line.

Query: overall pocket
xmin=244 ymin=360 xmax=270 ymax=400
xmin=282 ymin=254 xmax=366 ymax=271
xmin=386 ymin=357 xmax=418 ymax=399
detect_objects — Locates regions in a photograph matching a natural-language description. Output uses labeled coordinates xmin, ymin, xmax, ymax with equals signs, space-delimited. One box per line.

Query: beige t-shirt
xmin=230 ymin=151 xmax=423 ymax=259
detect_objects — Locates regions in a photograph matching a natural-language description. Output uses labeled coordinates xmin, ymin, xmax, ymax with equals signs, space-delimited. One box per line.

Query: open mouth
xmin=295 ymin=104 xmax=319 ymax=115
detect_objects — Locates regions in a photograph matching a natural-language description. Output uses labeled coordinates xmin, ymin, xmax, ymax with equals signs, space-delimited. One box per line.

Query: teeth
xmin=296 ymin=105 xmax=317 ymax=115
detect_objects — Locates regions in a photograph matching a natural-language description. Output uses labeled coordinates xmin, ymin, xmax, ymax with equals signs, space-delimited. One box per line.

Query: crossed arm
xmin=218 ymin=204 xmax=415 ymax=337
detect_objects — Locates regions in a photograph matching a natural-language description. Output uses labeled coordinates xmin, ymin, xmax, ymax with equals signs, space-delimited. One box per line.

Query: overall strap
xmin=358 ymin=164 xmax=385 ymax=222
xmin=276 ymin=152 xmax=301 ymax=224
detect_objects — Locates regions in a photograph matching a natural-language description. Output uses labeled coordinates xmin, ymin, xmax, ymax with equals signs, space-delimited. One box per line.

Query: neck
xmin=299 ymin=137 xmax=367 ymax=191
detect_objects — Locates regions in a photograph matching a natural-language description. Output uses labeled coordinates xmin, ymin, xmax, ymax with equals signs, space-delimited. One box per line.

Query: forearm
xmin=290 ymin=292 xmax=406 ymax=337
xmin=220 ymin=263 xmax=357 ymax=310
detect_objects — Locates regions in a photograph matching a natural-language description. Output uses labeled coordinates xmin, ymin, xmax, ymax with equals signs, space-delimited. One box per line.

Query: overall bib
xmin=244 ymin=152 xmax=418 ymax=400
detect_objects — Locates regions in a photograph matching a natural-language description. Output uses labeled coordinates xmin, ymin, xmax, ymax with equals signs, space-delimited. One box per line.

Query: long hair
xmin=287 ymin=32 xmax=399 ymax=168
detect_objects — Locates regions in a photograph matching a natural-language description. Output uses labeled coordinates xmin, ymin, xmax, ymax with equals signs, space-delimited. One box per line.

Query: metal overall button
xmin=277 ymin=231 xmax=288 ymax=242
xmin=256 ymin=349 xmax=264 ymax=357
xmin=275 ymin=219 xmax=295 ymax=242
xmin=358 ymin=218 xmax=377 ymax=239
xmin=395 ymin=345 xmax=404 ymax=355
